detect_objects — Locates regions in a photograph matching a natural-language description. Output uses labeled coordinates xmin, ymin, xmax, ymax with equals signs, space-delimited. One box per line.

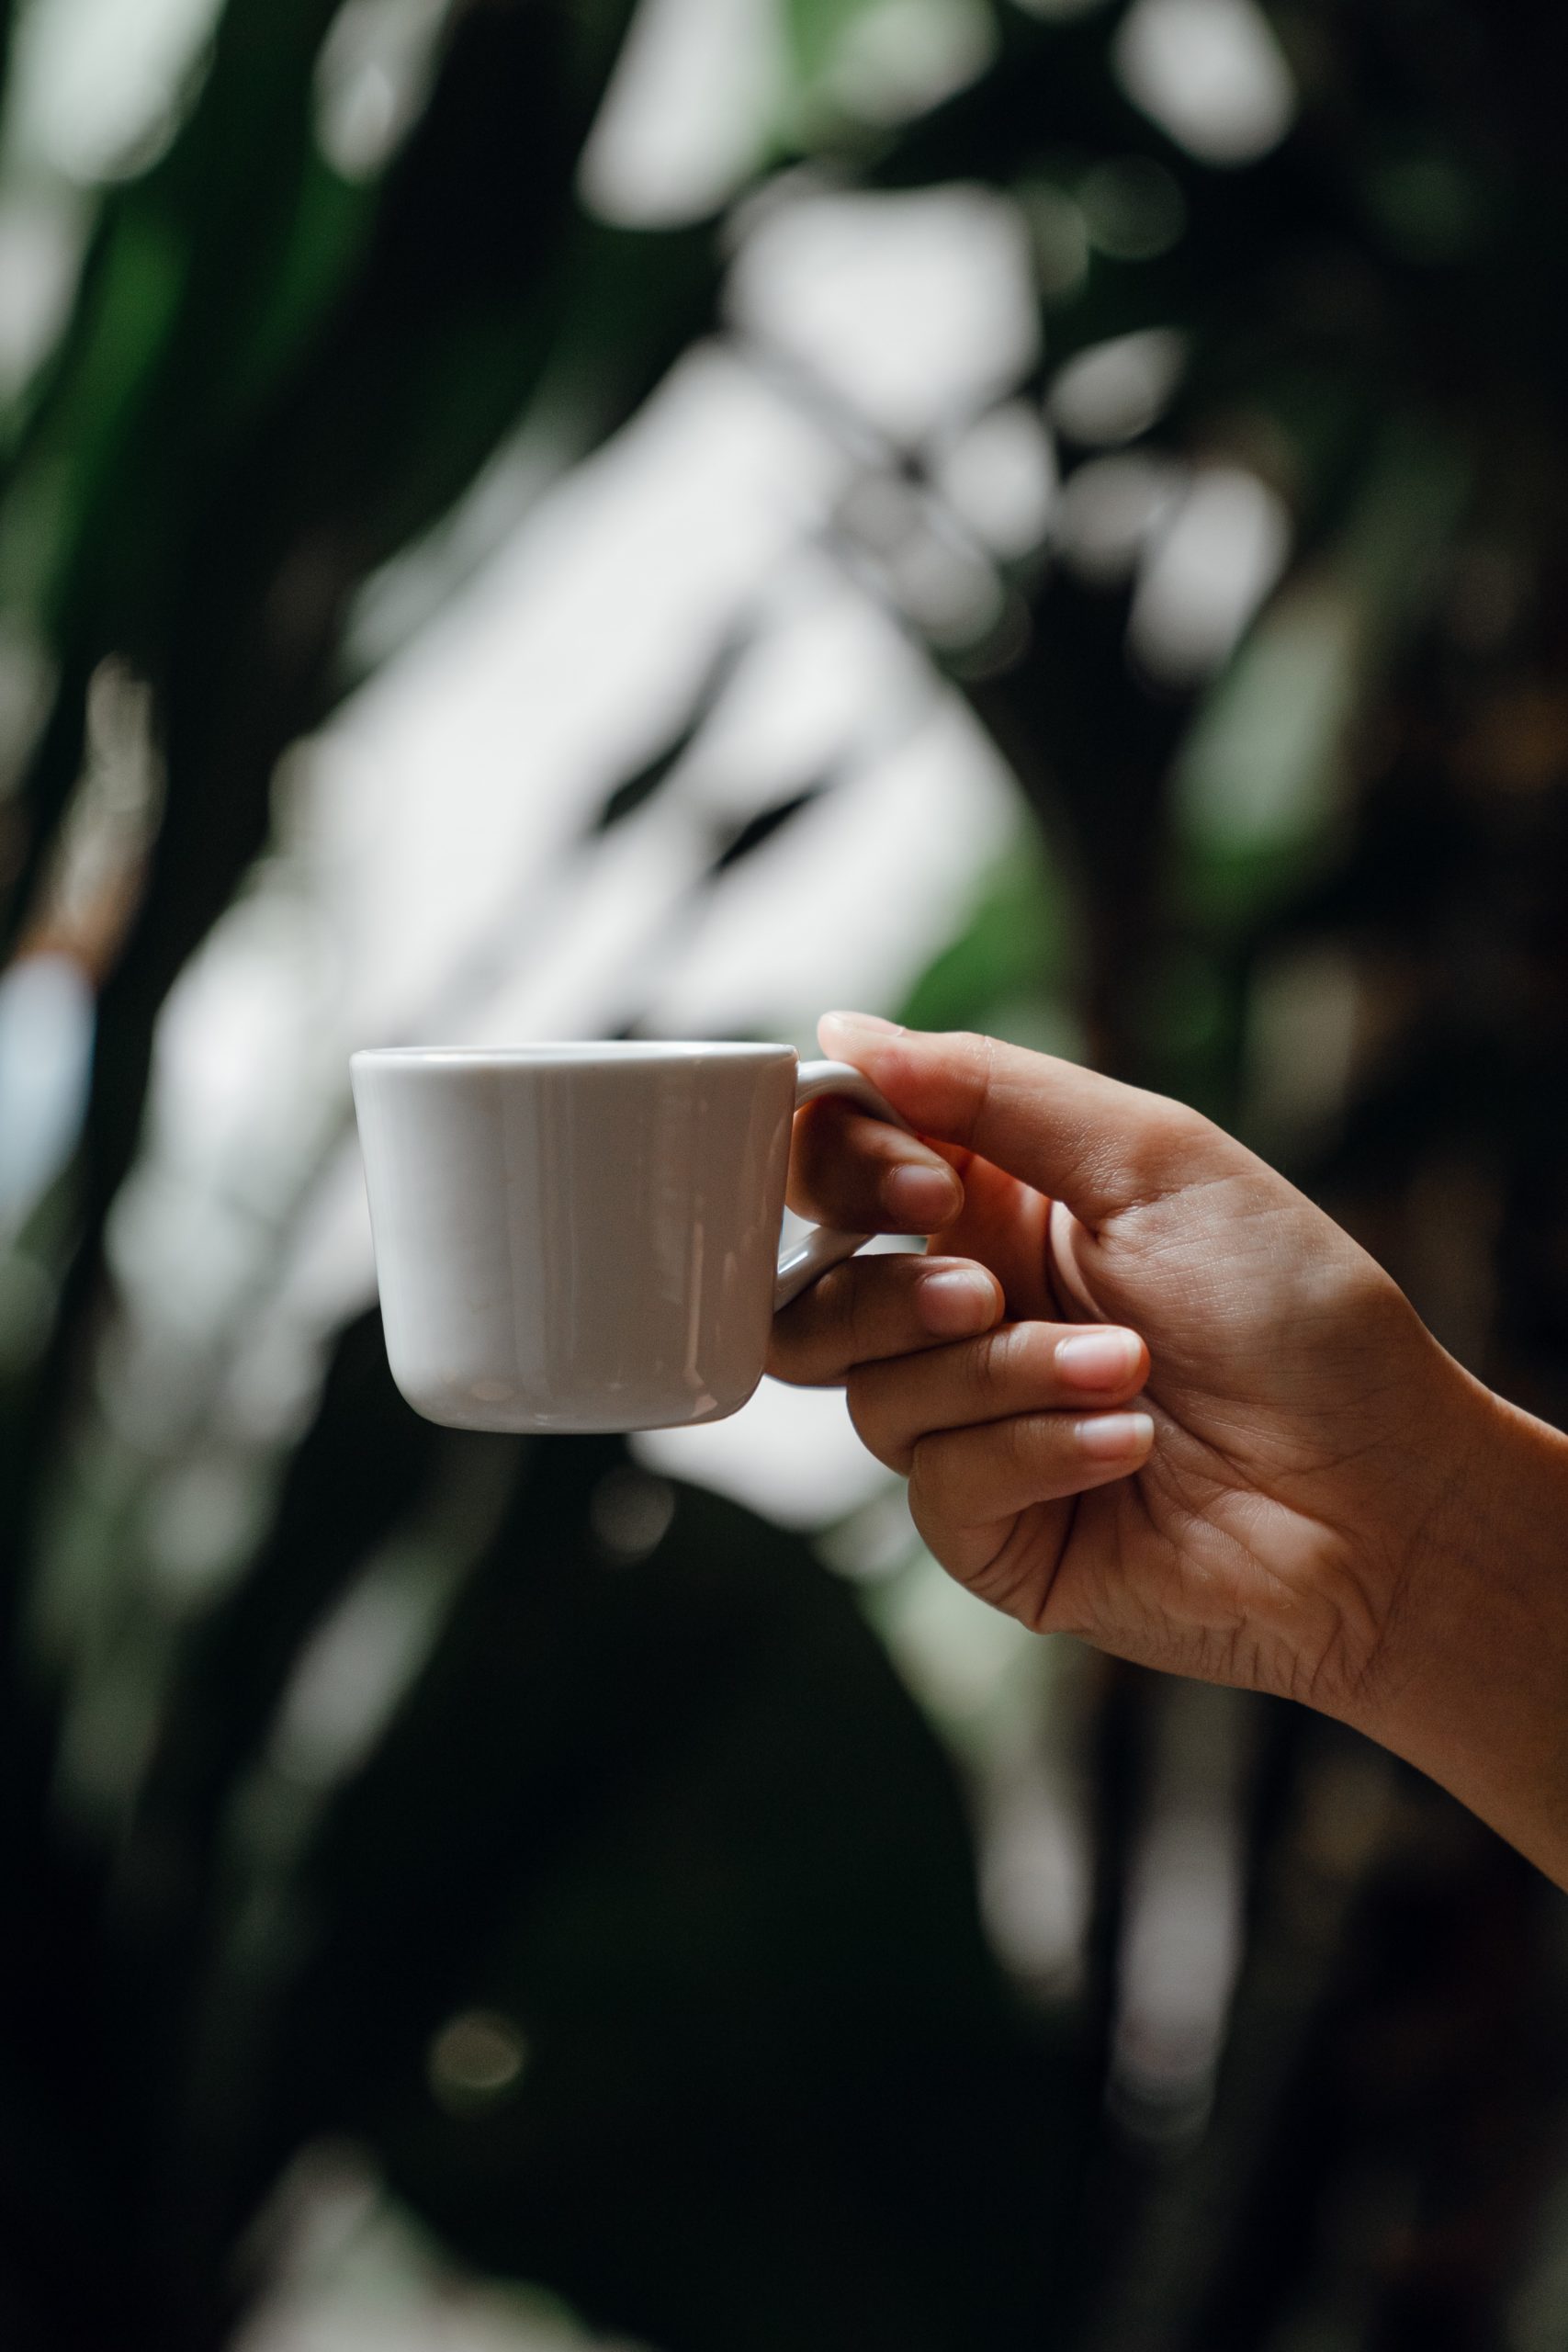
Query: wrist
xmin=1346 ymin=1353 xmax=1568 ymax=1884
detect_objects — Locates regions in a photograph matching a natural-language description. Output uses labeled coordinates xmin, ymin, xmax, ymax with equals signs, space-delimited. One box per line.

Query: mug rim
xmin=350 ymin=1039 xmax=795 ymax=1069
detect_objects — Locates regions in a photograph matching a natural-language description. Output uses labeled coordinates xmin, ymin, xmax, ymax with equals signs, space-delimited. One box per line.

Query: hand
xmin=769 ymin=1015 xmax=1568 ymax=1881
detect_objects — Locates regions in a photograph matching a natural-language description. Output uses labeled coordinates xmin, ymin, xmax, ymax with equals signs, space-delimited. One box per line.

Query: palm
xmin=931 ymin=1142 xmax=1452 ymax=1705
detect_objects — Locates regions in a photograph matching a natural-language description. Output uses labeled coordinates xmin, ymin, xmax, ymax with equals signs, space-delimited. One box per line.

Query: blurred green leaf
xmin=1173 ymin=420 xmax=1469 ymax=933
xmin=899 ymin=832 xmax=1075 ymax=1034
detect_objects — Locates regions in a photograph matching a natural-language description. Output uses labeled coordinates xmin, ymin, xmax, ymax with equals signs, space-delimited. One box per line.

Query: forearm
xmin=1348 ymin=1366 xmax=1568 ymax=1886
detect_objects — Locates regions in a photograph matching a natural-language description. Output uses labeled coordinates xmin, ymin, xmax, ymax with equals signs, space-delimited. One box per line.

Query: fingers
xmin=788 ymin=1095 xmax=1057 ymax=1320
xmin=912 ymin=1406 xmax=1153 ymax=1528
xmin=769 ymin=1236 xmax=1155 ymax=1623
xmin=923 ymin=1146 xmax=1057 ymax=1323
xmin=787 ymin=1098 xmax=963 ymax=1234
xmin=847 ymin=1319 xmax=1148 ymax=1473
xmin=908 ymin=1408 xmax=1154 ymax=1594
xmin=817 ymin=1012 xmax=1235 ymax=1227
xmin=769 ymin=1251 xmax=1005 ymax=1386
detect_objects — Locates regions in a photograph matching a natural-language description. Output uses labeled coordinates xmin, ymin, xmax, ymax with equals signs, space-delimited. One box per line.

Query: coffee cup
xmin=350 ymin=1042 xmax=911 ymax=1433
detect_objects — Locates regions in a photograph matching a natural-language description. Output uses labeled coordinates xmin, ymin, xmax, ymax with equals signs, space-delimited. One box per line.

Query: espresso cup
xmin=350 ymin=1042 xmax=911 ymax=1433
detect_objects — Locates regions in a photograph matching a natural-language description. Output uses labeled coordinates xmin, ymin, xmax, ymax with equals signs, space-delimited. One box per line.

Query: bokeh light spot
xmin=1114 ymin=0 xmax=1294 ymax=167
xmin=1049 ymin=327 xmax=1187 ymax=447
xmin=590 ymin=1464 xmax=677 ymax=1562
xmin=427 ymin=2010 xmax=529 ymax=2118
xmin=1078 ymin=154 xmax=1187 ymax=260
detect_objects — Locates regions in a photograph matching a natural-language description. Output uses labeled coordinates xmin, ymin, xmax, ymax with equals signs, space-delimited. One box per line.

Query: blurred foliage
xmin=3 ymin=0 xmax=1568 ymax=2346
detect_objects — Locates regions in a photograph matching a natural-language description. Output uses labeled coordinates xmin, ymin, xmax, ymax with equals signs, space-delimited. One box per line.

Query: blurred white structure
xmin=580 ymin=0 xmax=778 ymax=225
xmin=0 ymin=952 xmax=93 ymax=1223
xmin=1 ymin=0 xmax=223 ymax=180
xmin=1114 ymin=0 xmax=1295 ymax=166
xmin=235 ymin=2145 xmax=645 ymax=2352
xmin=1050 ymin=327 xmax=1186 ymax=447
xmin=1131 ymin=463 xmax=1291 ymax=683
xmin=1109 ymin=1680 xmax=1248 ymax=2143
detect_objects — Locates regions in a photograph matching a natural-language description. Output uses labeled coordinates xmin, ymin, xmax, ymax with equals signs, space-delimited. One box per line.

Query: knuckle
xmin=943 ymin=1028 xmax=997 ymax=1150
xmin=764 ymin=1300 xmax=809 ymax=1376
xmin=770 ymin=1260 xmax=859 ymax=1382
xmin=961 ymin=1324 xmax=1046 ymax=1416
xmin=1141 ymin=1098 xmax=1220 ymax=1175
xmin=963 ymin=1324 xmax=1024 ymax=1410
xmin=999 ymin=1411 xmax=1050 ymax=1480
xmin=1163 ymin=1101 xmax=1220 ymax=1166
xmin=811 ymin=1256 xmax=860 ymax=1328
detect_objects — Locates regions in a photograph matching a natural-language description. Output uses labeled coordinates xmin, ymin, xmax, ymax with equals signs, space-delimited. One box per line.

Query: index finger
xmin=817 ymin=1014 xmax=1234 ymax=1227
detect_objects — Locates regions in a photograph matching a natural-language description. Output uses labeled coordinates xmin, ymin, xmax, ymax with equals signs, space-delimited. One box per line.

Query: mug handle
xmin=774 ymin=1059 xmax=918 ymax=1312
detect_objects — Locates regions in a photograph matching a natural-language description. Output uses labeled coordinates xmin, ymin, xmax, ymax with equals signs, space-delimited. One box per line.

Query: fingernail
xmin=885 ymin=1162 xmax=962 ymax=1228
xmin=1074 ymin=1412 xmax=1155 ymax=1462
xmin=1056 ymin=1329 xmax=1142 ymax=1389
xmin=821 ymin=1010 xmax=903 ymax=1037
xmin=917 ymin=1265 xmax=998 ymax=1336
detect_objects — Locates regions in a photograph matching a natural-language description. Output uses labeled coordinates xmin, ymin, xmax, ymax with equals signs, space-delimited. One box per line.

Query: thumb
xmin=818 ymin=1014 xmax=1229 ymax=1227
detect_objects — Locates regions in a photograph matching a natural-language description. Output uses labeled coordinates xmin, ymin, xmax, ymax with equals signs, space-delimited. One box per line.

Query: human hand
xmin=770 ymin=1014 xmax=1568 ymax=1879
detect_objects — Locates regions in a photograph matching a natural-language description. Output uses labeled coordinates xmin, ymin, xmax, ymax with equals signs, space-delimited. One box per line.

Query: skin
xmin=769 ymin=1012 xmax=1568 ymax=1888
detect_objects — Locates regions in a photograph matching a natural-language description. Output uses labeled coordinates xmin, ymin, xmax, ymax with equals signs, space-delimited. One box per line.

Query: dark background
xmin=2 ymin=0 xmax=1567 ymax=2345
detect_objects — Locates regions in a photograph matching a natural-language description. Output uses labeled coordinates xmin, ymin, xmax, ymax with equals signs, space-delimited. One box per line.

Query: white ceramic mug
xmin=350 ymin=1042 xmax=911 ymax=1434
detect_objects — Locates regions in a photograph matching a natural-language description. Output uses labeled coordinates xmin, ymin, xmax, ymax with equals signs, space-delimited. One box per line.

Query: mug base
xmin=389 ymin=1369 xmax=761 ymax=1436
